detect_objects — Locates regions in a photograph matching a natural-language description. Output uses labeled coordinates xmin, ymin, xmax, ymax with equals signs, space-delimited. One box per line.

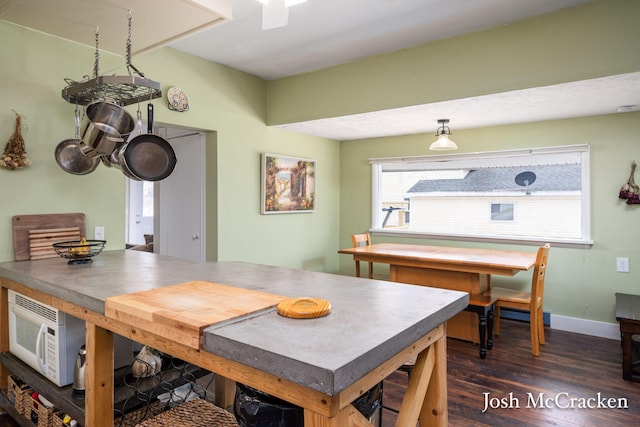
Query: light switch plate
xmin=95 ymin=226 xmax=105 ymax=240
xmin=616 ymin=257 xmax=629 ymax=273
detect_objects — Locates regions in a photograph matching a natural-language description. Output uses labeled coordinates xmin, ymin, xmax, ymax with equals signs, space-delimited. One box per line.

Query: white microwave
xmin=8 ymin=290 xmax=133 ymax=387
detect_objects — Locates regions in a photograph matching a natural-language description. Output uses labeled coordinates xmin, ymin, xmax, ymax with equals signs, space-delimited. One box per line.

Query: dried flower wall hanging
xmin=0 ymin=111 xmax=31 ymax=170
xmin=619 ymin=161 xmax=640 ymax=205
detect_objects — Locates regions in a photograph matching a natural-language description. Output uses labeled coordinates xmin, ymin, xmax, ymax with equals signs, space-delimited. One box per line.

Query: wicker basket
xmin=51 ymin=411 xmax=80 ymax=427
xmin=51 ymin=411 xmax=66 ymax=427
xmin=114 ymin=400 xmax=164 ymax=427
xmin=7 ymin=375 xmax=32 ymax=415
xmin=135 ymin=399 xmax=238 ymax=427
xmin=24 ymin=394 xmax=56 ymax=427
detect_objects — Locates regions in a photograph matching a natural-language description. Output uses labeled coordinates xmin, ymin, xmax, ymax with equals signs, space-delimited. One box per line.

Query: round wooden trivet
xmin=277 ymin=297 xmax=331 ymax=319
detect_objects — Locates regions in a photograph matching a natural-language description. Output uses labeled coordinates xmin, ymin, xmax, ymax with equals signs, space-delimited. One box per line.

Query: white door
xmin=156 ymin=130 xmax=206 ymax=262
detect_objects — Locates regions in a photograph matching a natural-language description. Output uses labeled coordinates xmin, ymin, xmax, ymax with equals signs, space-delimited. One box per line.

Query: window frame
xmin=370 ymin=144 xmax=592 ymax=248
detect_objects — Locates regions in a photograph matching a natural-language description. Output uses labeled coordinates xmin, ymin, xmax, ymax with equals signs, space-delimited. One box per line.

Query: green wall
xmin=267 ymin=0 xmax=640 ymax=124
xmin=0 ymin=21 xmax=341 ymax=272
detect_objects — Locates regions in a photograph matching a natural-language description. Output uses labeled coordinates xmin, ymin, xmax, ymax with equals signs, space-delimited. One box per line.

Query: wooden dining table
xmin=339 ymin=243 xmax=538 ymax=343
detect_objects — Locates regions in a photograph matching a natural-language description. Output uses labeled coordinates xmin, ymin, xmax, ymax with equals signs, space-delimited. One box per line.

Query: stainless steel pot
xmin=101 ymin=146 xmax=142 ymax=180
xmin=55 ymin=107 xmax=100 ymax=175
xmin=100 ymin=141 xmax=125 ymax=168
xmin=79 ymin=102 xmax=135 ymax=158
xmin=55 ymin=139 xmax=100 ymax=175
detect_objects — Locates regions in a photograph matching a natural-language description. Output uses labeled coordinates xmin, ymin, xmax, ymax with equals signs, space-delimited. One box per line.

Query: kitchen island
xmin=0 ymin=250 xmax=467 ymax=426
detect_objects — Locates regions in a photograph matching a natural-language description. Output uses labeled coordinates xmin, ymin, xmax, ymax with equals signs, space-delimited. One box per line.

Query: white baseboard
xmin=550 ymin=314 xmax=619 ymax=340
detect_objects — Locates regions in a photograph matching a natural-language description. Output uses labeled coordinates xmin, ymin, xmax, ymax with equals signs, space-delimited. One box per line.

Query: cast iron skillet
xmin=118 ymin=104 xmax=176 ymax=181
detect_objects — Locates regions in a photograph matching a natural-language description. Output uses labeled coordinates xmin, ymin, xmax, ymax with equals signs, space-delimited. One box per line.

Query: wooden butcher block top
xmin=105 ymin=281 xmax=287 ymax=348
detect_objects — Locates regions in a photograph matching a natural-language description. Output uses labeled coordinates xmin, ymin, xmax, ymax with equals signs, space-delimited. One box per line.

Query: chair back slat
xmin=351 ymin=233 xmax=373 ymax=278
xmin=351 ymin=233 xmax=371 ymax=248
xmin=530 ymin=243 xmax=551 ymax=310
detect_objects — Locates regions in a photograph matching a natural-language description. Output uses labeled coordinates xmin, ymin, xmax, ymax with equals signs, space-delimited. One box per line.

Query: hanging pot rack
xmin=61 ymin=12 xmax=161 ymax=107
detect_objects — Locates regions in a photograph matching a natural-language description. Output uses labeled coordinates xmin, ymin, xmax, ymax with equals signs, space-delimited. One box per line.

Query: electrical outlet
xmin=94 ymin=226 xmax=105 ymax=240
xmin=616 ymin=257 xmax=630 ymax=273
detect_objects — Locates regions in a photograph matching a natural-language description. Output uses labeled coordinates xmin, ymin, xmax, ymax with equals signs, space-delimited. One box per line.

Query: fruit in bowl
xmin=53 ymin=238 xmax=106 ymax=264
xmin=69 ymin=236 xmax=90 ymax=256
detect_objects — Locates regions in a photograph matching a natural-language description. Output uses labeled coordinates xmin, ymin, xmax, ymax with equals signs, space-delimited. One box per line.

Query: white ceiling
xmin=171 ymin=0 xmax=589 ymax=81
xmin=2 ymin=0 xmax=639 ymax=141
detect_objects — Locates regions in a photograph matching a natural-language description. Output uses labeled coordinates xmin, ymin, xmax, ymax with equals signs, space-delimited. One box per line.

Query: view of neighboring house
xmin=382 ymin=164 xmax=582 ymax=239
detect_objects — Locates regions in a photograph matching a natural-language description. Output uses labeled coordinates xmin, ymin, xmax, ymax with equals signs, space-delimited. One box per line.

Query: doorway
xmin=126 ymin=127 xmax=206 ymax=262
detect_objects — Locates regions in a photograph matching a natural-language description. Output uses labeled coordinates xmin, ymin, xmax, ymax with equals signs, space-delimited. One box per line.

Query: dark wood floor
xmin=2 ymin=319 xmax=638 ymax=426
xmin=382 ymin=319 xmax=640 ymax=426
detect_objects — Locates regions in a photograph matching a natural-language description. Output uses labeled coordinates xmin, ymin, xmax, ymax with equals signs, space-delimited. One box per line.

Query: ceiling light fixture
xmin=256 ymin=0 xmax=308 ymax=30
xmin=256 ymin=0 xmax=307 ymax=5
xmin=429 ymin=119 xmax=458 ymax=151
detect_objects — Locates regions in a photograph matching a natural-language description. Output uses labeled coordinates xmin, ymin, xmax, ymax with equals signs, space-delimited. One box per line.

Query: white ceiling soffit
xmin=276 ymin=72 xmax=640 ymax=141
xmin=170 ymin=0 xmax=593 ymax=81
xmin=0 ymin=0 xmax=232 ymax=55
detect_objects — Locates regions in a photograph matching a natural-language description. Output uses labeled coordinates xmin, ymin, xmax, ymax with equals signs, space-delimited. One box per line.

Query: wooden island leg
xmin=304 ymin=404 xmax=373 ymax=427
xmin=85 ymin=323 xmax=114 ymax=427
xmin=421 ymin=333 xmax=448 ymax=426
xmin=214 ymin=375 xmax=236 ymax=409
xmin=394 ymin=327 xmax=447 ymax=427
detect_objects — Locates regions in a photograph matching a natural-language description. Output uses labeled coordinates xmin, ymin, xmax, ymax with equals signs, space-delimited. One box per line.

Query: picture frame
xmin=261 ymin=153 xmax=316 ymax=214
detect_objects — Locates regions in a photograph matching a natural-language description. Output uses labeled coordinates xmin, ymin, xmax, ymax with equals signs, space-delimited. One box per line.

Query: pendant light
xmin=429 ymin=119 xmax=458 ymax=151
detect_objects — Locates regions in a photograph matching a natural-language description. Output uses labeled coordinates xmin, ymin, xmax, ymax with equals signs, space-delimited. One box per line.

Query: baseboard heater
xmin=499 ymin=307 xmax=550 ymax=326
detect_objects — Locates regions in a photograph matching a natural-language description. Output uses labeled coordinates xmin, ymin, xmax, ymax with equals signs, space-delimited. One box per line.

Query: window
xmin=370 ymin=144 xmax=591 ymax=247
xmin=491 ymin=203 xmax=514 ymax=221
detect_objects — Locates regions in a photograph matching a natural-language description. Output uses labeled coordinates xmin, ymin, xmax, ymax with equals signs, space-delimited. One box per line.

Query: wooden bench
xmin=615 ymin=292 xmax=640 ymax=382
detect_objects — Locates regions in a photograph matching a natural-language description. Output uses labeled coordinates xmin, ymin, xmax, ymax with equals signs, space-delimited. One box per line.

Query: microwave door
xmin=9 ymin=304 xmax=49 ymax=377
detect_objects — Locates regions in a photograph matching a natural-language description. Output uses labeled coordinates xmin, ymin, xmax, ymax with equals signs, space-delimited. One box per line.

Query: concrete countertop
xmin=0 ymin=250 xmax=468 ymax=396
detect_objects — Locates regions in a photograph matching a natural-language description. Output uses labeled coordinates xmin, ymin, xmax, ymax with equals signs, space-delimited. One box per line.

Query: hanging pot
xmin=79 ymin=101 xmax=135 ymax=158
xmin=101 ymin=141 xmax=125 ymax=168
xmin=55 ymin=139 xmax=100 ymax=175
xmin=104 ymin=109 xmax=140 ymax=178
xmin=118 ymin=103 xmax=176 ymax=181
xmin=55 ymin=108 xmax=100 ymax=175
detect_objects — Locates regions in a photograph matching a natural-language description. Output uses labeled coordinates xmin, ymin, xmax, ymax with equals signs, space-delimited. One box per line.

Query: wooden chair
xmin=483 ymin=243 xmax=551 ymax=356
xmin=351 ymin=233 xmax=374 ymax=279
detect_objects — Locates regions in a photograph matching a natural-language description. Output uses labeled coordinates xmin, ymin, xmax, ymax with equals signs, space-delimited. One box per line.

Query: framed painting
xmin=261 ymin=153 xmax=316 ymax=214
